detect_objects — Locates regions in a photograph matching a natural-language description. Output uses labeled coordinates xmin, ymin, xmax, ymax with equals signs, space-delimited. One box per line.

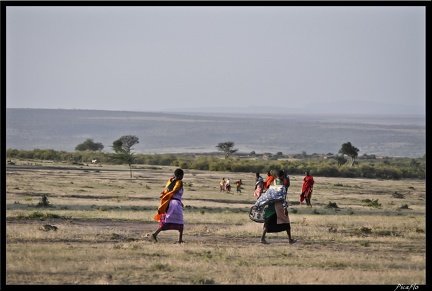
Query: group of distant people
xmin=150 ymin=167 xmax=314 ymax=245
xmin=219 ymin=177 xmax=243 ymax=193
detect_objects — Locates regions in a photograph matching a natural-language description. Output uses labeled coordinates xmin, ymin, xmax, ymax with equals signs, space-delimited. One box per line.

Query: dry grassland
xmin=5 ymin=161 xmax=426 ymax=285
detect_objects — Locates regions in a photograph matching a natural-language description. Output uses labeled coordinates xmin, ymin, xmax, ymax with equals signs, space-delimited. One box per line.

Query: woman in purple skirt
xmin=152 ymin=168 xmax=185 ymax=243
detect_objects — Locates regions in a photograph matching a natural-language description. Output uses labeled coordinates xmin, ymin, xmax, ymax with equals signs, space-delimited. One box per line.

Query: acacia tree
xmin=75 ymin=139 xmax=104 ymax=151
xmin=339 ymin=142 xmax=359 ymax=166
xmin=335 ymin=155 xmax=347 ymax=166
xmin=216 ymin=141 xmax=238 ymax=159
xmin=111 ymin=135 xmax=139 ymax=178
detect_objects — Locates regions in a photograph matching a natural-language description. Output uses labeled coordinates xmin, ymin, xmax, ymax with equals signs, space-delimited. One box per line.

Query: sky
xmin=5 ymin=4 xmax=426 ymax=115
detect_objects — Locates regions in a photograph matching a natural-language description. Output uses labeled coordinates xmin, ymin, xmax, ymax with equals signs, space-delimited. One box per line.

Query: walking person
xmin=260 ymin=170 xmax=296 ymax=245
xmin=235 ymin=179 xmax=243 ymax=193
xmin=254 ymin=172 xmax=264 ymax=199
xmin=152 ymin=168 xmax=185 ymax=243
xmin=220 ymin=178 xmax=226 ymax=192
xmin=225 ymin=178 xmax=231 ymax=192
xmin=263 ymin=170 xmax=275 ymax=192
xmin=281 ymin=170 xmax=291 ymax=192
xmin=300 ymin=170 xmax=315 ymax=207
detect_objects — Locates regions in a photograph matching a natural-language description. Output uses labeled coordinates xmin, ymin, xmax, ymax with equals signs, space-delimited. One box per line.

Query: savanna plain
xmin=5 ymin=160 xmax=426 ymax=285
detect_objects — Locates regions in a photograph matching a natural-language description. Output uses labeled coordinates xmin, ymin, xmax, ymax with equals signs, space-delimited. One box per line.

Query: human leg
xmin=285 ymin=224 xmax=297 ymax=244
xmin=260 ymin=220 xmax=270 ymax=244
xmin=260 ymin=226 xmax=269 ymax=244
xmin=177 ymin=230 xmax=184 ymax=243
xmin=306 ymin=196 xmax=312 ymax=207
xmin=152 ymin=228 xmax=161 ymax=242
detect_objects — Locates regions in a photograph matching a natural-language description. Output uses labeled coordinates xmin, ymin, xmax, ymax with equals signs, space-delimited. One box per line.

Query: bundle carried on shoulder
xmin=249 ymin=185 xmax=287 ymax=223
xmin=254 ymin=185 xmax=287 ymax=208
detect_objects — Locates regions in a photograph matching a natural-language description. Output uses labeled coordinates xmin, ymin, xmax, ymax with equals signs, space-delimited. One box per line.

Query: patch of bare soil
xmin=6 ymin=217 xmax=298 ymax=245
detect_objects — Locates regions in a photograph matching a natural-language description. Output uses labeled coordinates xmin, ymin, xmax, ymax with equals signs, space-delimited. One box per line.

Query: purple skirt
xmin=158 ymin=199 xmax=184 ymax=231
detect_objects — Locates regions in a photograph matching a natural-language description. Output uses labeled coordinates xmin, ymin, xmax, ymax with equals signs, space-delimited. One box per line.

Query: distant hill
xmin=156 ymin=100 xmax=424 ymax=115
xmin=5 ymin=108 xmax=425 ymax=158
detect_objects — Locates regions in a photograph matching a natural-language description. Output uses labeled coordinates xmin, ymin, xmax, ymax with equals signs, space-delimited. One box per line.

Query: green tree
xmin=339 ymin=142 xmax=359 ymax=167
xmin=75 ymin=139 xmax=104 ymax=151
xmin=335 ymin=155 xmax=347 ymax=166
xmin=216 ymin=141 xmax=238 ymax=159
xmin=112 ymin=135 xmax=139 ymax=178
xmin=410 ymin=159 xmax=420 ymax=167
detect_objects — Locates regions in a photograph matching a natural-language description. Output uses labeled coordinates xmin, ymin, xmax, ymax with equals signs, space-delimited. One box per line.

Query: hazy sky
xmin=5 ymin=5 xmax=426 ymax=114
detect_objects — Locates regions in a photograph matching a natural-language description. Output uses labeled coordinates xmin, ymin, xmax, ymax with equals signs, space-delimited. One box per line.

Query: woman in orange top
xmin=152 ymin=168 xmax=185 ymax=243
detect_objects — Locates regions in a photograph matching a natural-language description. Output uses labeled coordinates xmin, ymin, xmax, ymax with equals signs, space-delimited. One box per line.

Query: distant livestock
xmin=91 ymin=159 xmax=98 ymax=164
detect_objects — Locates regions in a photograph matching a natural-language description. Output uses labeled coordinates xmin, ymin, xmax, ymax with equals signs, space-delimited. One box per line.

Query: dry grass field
xmin=4 ymin=160 xmax=426 ymax=285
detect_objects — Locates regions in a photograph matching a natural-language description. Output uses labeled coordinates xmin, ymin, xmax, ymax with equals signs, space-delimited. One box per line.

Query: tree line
xmin=6 ymin=137 xmax=425 ymax=180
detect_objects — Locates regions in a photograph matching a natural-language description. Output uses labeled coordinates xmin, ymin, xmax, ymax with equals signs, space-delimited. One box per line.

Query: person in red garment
xmin=300 ymin=170 xmax=315 ymax=207
xmin=263 ymin=170 xmax=275 ymax=192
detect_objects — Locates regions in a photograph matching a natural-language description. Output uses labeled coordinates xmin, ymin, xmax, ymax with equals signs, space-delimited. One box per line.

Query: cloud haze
xmin=5 ymin=5 xmax=426 ymax=115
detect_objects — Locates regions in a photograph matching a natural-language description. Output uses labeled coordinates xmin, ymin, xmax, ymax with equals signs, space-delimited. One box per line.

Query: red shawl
xmin=300 ymin=175 xmax=315 ymax=202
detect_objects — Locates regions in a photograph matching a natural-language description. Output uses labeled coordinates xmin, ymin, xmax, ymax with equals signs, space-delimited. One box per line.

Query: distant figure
xmin=263 ymin=170 xmax=275 ymax=192
xmin=220 ymin=178 xmax=226 ymax=192
xmin=300 ymin=170 xmax=315 ymax=207
xmin=281 ymin=170 xmax=291 ymax=193
xmin=225 ymin=178 xmax=231 ymax=192
xmin=235 ymin=179 xmax=243 ymax=193
xmin=152 ymin=168 xmax=185 ymax=243
xmin=260 ymin=169 xmax=296 ymax=245
xmin=254 ymin=172 xmax=264 ymax=198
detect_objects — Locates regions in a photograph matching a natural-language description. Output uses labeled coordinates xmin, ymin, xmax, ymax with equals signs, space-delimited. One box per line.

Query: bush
xmin=5 ymin=149 xmax=425 ymax=180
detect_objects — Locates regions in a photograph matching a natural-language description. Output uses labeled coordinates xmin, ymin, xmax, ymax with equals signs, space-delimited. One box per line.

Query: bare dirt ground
xmin=5 ymin=162 xmax=427 ymax=284
xmin=6 ymin=219 xmax=288 ymax=248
